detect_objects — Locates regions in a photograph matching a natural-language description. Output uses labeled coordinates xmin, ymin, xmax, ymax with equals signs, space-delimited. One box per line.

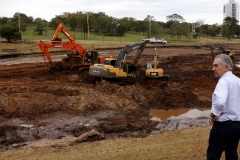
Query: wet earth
xmin=1 ymin=45 xmax=240 ymax=150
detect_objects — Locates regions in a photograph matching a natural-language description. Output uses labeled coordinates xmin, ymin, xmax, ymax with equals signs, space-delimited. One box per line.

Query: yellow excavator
xmin=89 ymin=41 xmax=146 ymax=83
xmin=210 ymin=44 xmax=235 ymax=59
xmin=145 ymin=48 xmax=169 ymax=80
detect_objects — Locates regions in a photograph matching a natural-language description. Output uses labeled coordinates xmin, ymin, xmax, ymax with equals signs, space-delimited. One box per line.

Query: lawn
xmin=20 ymin=28 xmax=203 ymax=43
xmin=1 ymin=27 xmax=240 ymax=54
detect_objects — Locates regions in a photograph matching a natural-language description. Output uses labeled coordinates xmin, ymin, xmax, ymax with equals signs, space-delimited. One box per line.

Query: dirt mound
xmin=94 ymin=80 xmax=209 ymax=110
xmin=0 ymin=78 xmax=209 ymax=119
xmin=188 ymin=75 xmax=217 ymax=91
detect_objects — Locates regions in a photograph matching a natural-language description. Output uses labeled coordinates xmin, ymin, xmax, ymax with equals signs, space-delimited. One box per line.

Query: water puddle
xmin=151 ymin=108 xmax=210 ymax=121
xmin=0 ymin=54 xmax=65 ymax=65
xmin=151 ymin=108 xmax=211 ymax=133
xmin=19 ymin=124 xmax=34 ymax=128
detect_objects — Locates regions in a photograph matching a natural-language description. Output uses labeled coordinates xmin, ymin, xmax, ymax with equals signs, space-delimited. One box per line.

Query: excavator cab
xmin=225 ymin=50 xmax=235 ymax=58
xmin=103 ymin=57 xmax=116 ymax=65
xmin=146 ymin=63 xmax=154 ymax=69
xmin=71 ymin=50 xmax=80 ymax=56
xmin=84 ymin=51 xmax=99 ymax=63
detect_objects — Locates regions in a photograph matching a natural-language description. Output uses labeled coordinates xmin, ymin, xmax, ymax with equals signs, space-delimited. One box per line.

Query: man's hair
xmin=214 ymin=54 xmax=233 ymax=71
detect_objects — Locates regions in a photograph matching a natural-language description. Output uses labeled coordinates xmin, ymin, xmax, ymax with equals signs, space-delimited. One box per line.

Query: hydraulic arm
xmin=52 ymin=23 xmax=76 ymax=43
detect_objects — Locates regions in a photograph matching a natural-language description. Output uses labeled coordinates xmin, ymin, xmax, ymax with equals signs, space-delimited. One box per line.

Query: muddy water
xmin=0 ymin=109 xmax=211 ymax=150
xmin=0 ymin=111 xmax=116 ymax=150
xmin=151 ymin=108 xmax=210 ymax=120
xmin=151 ymin=108 xmax=211 ymax=133
xmin=0 ymin=54 xmax=65 ymax=65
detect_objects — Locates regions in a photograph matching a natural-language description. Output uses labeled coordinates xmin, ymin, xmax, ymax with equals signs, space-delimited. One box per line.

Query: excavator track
xmin=144 ymin=75 xmax=169 ymax=81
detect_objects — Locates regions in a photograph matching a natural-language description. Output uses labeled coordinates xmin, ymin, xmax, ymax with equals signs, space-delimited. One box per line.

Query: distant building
xmin=223 ymin=0 xmax=240 ymax=22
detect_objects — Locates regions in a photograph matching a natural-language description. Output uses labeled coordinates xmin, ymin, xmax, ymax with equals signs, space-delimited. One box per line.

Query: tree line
xmin=0 ymin=12 xmax=239 ymax=42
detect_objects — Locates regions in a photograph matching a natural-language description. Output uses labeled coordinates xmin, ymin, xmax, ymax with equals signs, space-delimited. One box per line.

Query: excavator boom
xmin=39 ymin=40 xmax=86 ymax=64
xmin=52 ymin=23 xmax=76 ymax=43
xmin=114 ymin=41 xmax=146 ymax=68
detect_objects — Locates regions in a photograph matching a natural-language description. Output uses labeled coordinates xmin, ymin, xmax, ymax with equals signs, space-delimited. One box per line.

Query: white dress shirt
xmin=211 ymin=71 xmax=240 ymax=121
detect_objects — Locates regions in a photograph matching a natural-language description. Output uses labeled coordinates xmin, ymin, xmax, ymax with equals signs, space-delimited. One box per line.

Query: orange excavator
xmin=39 ymin=23 xmax=112 ymax=72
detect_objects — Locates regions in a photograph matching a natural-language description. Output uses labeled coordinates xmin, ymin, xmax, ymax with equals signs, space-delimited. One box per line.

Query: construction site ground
xmin=1 ymin=44 xmax=240 ymax=150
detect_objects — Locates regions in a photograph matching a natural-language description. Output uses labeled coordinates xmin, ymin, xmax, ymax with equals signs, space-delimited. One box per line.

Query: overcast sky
xmin=0 ymin=0 xmax=231 ymax=25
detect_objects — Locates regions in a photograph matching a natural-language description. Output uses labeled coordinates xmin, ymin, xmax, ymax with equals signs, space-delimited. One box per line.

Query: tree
xmin=150 ymin=22 xmax=165 ymax=39
xmin=12 ymin=12 xmax=33 ymax=33
xmin=80 ymin=13 xmax=89 ymax=39
xmin=194 ymin=19 xmax=205 ymax=39
xmin=222 ymin=16 xmax=239 ymax=40
xmin=208 ymin=24 xmax=220 ymax=38
xmin=34 ymin=18 xmax=48 ymax=35
xmin=136 ymin=20 xmax=148 ymax=35
xmin=91 ymin=12 xmax=109 ymax=36
xmin=200 ymin=24 xmax=210 ymax=37
xmin=144 ymin=15 xmax=155 ymax=38
xmin=12 ymin=13 xmax=33 ymax=24
xmin=166 ymin=13 xmax=185 ymax=25
xmin=48 ymin=14 xmax=68 ymax=29
xmin=234 ymin=25 xmax=240 ymax=37
xmin=166 ymin=14 xmax=185 ymax=39
xmin=0 ymin=17 xmax=10 ymax=25
xmin=170 ymin=22 xmax=188 ymax=40
xmin=0 ymin=22 xmax=21 ymax=42
xmin=127 ymin=17 xmax=138 ymax=33
xmin=67 ymin=13 xmax=78 ymax=38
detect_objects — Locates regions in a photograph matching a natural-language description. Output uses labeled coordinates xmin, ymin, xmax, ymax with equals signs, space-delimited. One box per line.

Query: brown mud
xmin=1 ymin=45 xmax=240 ymax=150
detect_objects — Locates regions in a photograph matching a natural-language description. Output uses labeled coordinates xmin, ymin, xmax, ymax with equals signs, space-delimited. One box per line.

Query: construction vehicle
xmin=89 ymin=41 xmax=169 ymax=84
xmin=39 ymin=23 xmax=112 ymax=72
xmin=145 ymin=48 xmax=169 ymax=80
xmin=89 ymin=41 xmax=146 ymax=83
xmin=210 ymin=43 xmax=235 ymax=59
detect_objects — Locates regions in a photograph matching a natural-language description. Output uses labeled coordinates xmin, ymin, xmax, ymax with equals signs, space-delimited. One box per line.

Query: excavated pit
xmin=1 ymin=46 xmax=240 ymax=150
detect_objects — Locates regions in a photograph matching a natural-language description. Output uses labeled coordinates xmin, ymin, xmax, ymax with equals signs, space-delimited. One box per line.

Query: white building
xmin=223 ymin=0 xmax=240 ymax=22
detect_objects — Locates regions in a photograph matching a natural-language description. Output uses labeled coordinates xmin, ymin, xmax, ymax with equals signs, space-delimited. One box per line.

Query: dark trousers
xmin=207 ymin=121 xmax=240 ymax=160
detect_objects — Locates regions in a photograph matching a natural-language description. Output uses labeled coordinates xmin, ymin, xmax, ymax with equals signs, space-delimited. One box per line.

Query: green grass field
xmin=20 ymin=28 xmax=200 ymax=43
xmin=20 ymin=28 xmax=240 ymax=43
xmin=1 ymin=29 xmax=240 ymax=54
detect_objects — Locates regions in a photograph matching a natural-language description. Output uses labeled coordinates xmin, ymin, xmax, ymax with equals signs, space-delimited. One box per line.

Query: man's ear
xmin=224 ymin=65 xmax=229 ymax=70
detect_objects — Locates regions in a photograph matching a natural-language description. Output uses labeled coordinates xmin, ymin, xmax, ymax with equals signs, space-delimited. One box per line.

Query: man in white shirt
xmin=207 ymin=54 xmax=240 ymax=160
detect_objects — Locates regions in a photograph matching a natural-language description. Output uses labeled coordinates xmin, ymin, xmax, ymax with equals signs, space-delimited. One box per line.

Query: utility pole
xmin=149 ymin=18 xmax=151 ymax=38
xmin=18 ymin=10 xmax=20 ymax=31
xmin=192 ymin=22 xmax=195 ymax=37
xmin=148 ymin=15 xmax=154 ymax=38
xmin=87 ymin=13 xmax=89 ymax=39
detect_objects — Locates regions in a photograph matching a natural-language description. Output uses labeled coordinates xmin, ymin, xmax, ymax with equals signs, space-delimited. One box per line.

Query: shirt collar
xmin=220 ymin=71 xmax=232 ymax=80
